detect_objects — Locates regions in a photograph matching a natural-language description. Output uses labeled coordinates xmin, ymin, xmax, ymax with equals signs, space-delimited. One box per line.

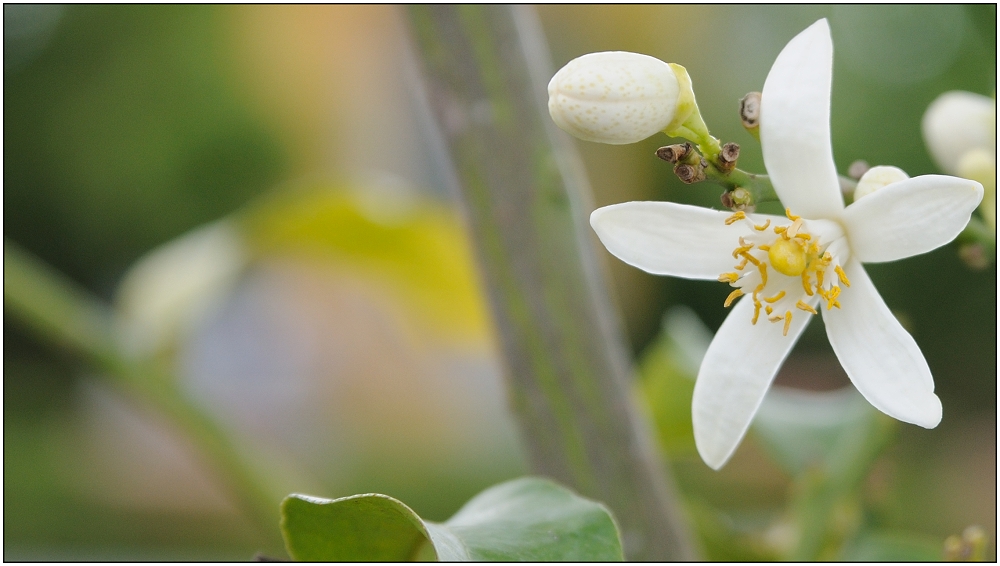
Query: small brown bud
xmin=848 ymin=159 xmax=871 ymax=180
xmin=674 ymin=162 xmax=706 ymax=184
xmin=656 ymin=143 xmax=692 ymax=164
xmin=717 ymin=142 xmax=740 ymax=172
xmin=740 ymin=92 xmax=761 ymax=129
xmin=958 ymin=243 xmax=989 ymax=270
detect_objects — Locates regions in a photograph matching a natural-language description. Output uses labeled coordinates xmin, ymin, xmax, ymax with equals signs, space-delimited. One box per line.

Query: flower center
xmin=718 ymin=209 xmax=850 ymax=336
xmin=767 ymin=237 xmax=807 ymax=276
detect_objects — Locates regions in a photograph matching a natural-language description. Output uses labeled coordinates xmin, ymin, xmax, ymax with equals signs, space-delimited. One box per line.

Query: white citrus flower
xmin=548 ymin=51 xmax=694 ymax=145
xmin=589 ymin=20 xmax=983 ymax=469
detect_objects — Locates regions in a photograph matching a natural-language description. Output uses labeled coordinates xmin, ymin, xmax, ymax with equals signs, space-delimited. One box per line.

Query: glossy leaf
xmin=281 ymin=477 xmax=624 ymax=561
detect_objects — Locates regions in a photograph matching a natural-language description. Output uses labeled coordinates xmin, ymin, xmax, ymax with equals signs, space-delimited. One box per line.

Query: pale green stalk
xmin=404 ymin=6 xmax=697 ymax=560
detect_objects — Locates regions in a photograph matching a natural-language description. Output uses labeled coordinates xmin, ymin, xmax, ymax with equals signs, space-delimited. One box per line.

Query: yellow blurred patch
xmin=239 ymin=186 xmax=492 ymax=347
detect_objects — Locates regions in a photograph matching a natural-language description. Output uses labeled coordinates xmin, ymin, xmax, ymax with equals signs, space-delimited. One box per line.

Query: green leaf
xmin=841 ymin=530 xmax=943 ymax=561
xmin=280 ymin=477 xmax=624 ymax=561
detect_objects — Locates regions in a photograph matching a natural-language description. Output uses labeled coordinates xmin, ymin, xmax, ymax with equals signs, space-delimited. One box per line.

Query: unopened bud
xmin=740 ymin=92 xmax=762 ymax=138
xmin=548 ymin=51 xmax=684 ymax=145
xmin=922 ymin=91 xmax=995 ymax=175
xmin=853 ymin=165 xmax=909 ymax=201
xmin=717 ymin=142 xmax=740 ymax=172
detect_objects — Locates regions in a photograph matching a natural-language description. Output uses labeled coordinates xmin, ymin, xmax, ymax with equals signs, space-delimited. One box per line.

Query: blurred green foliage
xmin=4 ymin=5 xmax=286 ymax=294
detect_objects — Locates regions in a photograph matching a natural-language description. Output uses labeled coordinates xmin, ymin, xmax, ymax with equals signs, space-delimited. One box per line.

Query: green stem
xmin=703 ymin=163 xmax=779 ymax=204
xmin=3 ymin=239 xmax=286 ymax=556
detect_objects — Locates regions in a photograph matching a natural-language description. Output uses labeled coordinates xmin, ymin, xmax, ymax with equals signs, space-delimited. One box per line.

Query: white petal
xmin=843 ymin=175 xmax=983 ymax=263
xmin=823 ymin=261 xmax=942 ymax=428
xmin=922 ymin=91 xmax=996 ymax=175
xmin=590 ymin=202 xmax=775 ymax=280
xmin=692 ymin=293 xmax=816 ymax=469
xmin=760 ymin=19 xmax=844 ymax=219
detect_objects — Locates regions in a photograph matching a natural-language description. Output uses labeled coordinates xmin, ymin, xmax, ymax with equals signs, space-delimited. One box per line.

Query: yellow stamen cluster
xmin=719 ymin=208 xmax=848 ymax=336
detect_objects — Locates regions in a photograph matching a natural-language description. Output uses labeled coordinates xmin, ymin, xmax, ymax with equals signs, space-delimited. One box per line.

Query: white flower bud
xmin=922 ymin=91 xmax=996 ymax=175
xmin=957 ymin=148 xmax=997 ymax=231
xmin=548 ymin=51 xmax=682 ymax=145
xmin=853 ymin=165 xmax=909 ymax=200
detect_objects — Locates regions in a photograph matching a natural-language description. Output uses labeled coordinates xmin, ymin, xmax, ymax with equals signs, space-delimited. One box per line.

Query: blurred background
xmin=4 ymin=5 xmax=995 ymax=560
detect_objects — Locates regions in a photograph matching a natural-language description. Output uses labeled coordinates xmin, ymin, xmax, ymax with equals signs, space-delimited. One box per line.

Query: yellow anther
xmin=764 ymin=291 xmax=786 ymax=303
xmin=724 ymin=289 xmax=744 ymax=307
xmin=801 ymin=273 xmax=814 ymax=296
xmin=724 ymin=211 xmax=746 ymax=225
xmin=735 ymin=257 xmax=749 ymax=270
xmin=783 ymin=311 xmax=793 ymax=336
xmin=835 ymin=265 xmax=851 ymax=287
xmin=822 ymin=251 xmax=832 ymax=262
xmin=824 ymin=286 xmax=841 ymax=310
xmin=754 ymin=219 xmax=771 ymax=231
xmin=774 ymin=225 xmax=787 ymax=235
xmin=765 ymin=305 xmax=773 ymax=315
xmin=752 ymin=300 xmax=761 ymax=325
xmin=758 ymin=244 xmax=771 ymax=251
xmin=794 ymin=233 xmax=811 ymax=240
xmin=758 ymin=262 xmax=768 ymax=287
xmin=741 ymin=252 xmax=761 ymax=267
xmin=785 ymin=208 xmax=800 ymax=221
xmin=796 ymin=300 xmax=818 ymax=315
xmin=768 ymin=314 xmax=783 ymax=323
xmin=732 ymin=244 xmax=753 ymax=258
xmin=718 ymin=272 xmax=739 ymax=284
xmin=768 ymin=237 xmax=807 ymax=276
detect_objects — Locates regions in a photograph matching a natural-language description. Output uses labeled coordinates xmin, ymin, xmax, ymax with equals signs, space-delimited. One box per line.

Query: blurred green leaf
xmin=842 ymin=530 xmax=942 ymax=561
xmin=751 ymin=388 xmax=898 ymax=560
xmin=752 ymin=387 xmax=884 ymax=478
xmin=636 ymin=308 xmax=711 ymax=456
xmin=280 ymin=476 xmax=624 ymax=561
